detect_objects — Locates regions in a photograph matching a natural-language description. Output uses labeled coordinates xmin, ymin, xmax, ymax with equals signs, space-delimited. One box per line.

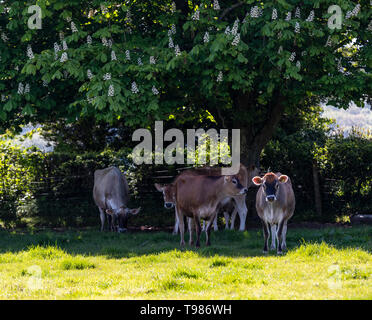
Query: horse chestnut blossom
xmin=131 ymin=82 xmax=139 ymax=94
xmin=60 ymin=52 xmax=68 ymax=62
xmin=272 ymin=8 xmax=278 ymax=20
xmin=103 ymin=73 xmax=111 ymax=81
xmin=152 ymin=86 xmax=159 ymax=95
xmin=108 ymin=84 xmax=115 ymax=97
xmin=306 ymin=11 xmax=314 ymax=22
xmin=203 ymin=32 xmax=209 ymax=43
xmin=27 ymin=45 xmax=34 ymax=59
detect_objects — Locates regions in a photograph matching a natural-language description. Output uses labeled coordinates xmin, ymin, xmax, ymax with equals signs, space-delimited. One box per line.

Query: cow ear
xmin=252 ymin=176 xmax=263 ymax=186
xmin=129 ymin=207 xmax=141 ymax=215
xmin=278 ymin=175 xmax=289 ymax=183
xmin=154 ymin=183 xmax=163 ymax=192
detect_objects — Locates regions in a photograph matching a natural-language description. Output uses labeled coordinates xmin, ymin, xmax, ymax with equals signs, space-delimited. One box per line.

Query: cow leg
xmin=173 ymin=208 xmax=179 ymax=235
xmin=99 ymin=208 xmax=105 ymax=232
xmin=213 ymin=215 xmax=218 ymax=231
xmin=205 ymin=214 xmax=216 ymax=246
xmin=281 ymin=221 xmax=288 ymax=251
xmin=110 ymin=215 xmax=117 ymax=232
xmin=276 ymin=220 xmax=285 ymax=255
xmin=194 ymin=216 xmax=202 ymax=248
xmin=223 ymin=211 xmax=230 ymax=229
xmin=230 ymin=207 xmax=238 ymax=230
xmin=270 ymin=224 xmax=277 ymax=250
xmin=188 ymin=217 xmax=194 ymax=246
xmin=106 ymin=214 xmax=113 ymax=232
xmin=234 ymin=197 xmax=247 ymax=231
xmin=262 ymin=220 xmax=270 ymax=254
xmin=177 ymin=209 xmax=185 ymax=247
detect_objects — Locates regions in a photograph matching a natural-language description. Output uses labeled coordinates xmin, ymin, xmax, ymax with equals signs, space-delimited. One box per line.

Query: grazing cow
xmin=174 ymin=174 xmax=248 ymax=247
xmin=93 ymin=167 xmax=141 ymax=232
xmin=252 ymin=172 xmax=295 ymax=254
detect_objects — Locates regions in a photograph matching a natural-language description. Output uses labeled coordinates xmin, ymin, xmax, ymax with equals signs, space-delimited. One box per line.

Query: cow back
xmin=93 ymin=166 xmax=129 ymax=209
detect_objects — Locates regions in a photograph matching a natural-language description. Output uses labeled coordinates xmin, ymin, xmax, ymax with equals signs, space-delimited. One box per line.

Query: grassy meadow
xmin=0 ymin=225 xmax=371 ymax=300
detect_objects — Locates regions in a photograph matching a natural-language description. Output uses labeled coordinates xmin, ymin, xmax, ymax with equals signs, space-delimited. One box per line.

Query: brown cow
xmin=155 ymin=182 xmax=182 ymax=234
xmin=155 ymin=180 xmax=218 ymax=235
xmin=222 ymin=164 xmax=259 ymax=230
xmin=174 ymin=174 xmax=248 ymax=247
xmin=252 ymin=172 xmax=295 ymax=254
xmin=155 ymin=164 xmax=258 ymax=232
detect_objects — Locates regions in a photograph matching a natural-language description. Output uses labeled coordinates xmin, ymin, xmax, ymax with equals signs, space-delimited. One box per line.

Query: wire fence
xmin=0 ymin=158 xmax=356 ymax=229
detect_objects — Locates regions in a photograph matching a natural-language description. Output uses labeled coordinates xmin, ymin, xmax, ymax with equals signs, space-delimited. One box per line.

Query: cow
xmin=155 ymin=181 xmax=218 ymax=234
xmin=154 ymin=182 xmax=181 ymax=234
xmin=93 ymin=166 xmax=141 ymax=233
xmin=222 ymin=164 xmax=259 ymax=230
xmin=252 ymin=172 xmax=295 ymax=254
xmin=174 ymin=174 xmax=248 ymax=247
xmin=155 ymin=164 xmax=258 ymax=232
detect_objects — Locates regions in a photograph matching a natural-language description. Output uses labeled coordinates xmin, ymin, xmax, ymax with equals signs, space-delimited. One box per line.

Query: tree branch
xmin=220 ymin=2 xmax=244 ymax=21
xmin=175 ymin=0 xmax=189 ymax=16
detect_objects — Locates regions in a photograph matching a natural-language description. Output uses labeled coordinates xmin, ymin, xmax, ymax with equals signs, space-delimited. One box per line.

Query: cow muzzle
xmin=164 ymin=202 xmax=174 ymax=209
xmin=266 ymin=195 xmax=277 ymax=202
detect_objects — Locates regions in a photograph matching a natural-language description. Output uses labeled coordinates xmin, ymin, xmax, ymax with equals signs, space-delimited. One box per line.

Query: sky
xmin=321 ymin=102 xmax=372 ymax=134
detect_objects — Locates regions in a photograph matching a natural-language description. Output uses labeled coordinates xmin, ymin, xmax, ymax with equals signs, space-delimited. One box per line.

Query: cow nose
xmin=266 ymin=195 xmax=276 ymax=202
xmin=164 ymin=203 xmax=173 ymax=209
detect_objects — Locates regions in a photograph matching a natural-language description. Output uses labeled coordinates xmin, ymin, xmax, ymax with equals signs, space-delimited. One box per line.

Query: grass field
xmin=0 ymin=225 xmax=371 ymax=300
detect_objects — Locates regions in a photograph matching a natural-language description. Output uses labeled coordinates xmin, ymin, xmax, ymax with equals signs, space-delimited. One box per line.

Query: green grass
xmin=0 ymin=225 xmax=371 ymax=299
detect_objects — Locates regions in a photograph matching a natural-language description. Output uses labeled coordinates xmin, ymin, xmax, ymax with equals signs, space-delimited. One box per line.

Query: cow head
xmin=105 ymin=207 xmax=141 ymax=232
xmin=155 ymin=183 xmax=175 ymax=209
xmin=223 ymin=175 xmax=248 ymax=196
xmin=252 ymin=172 xmax=289 ymax=202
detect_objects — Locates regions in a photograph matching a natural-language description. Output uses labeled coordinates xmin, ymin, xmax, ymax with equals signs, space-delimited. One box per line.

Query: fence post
xmin=312 ymin=159 xmax=322 ymax=217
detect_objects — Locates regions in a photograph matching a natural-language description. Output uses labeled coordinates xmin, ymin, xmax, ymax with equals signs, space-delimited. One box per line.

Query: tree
xmin=0 ymin=0 xmax=371 ymax=165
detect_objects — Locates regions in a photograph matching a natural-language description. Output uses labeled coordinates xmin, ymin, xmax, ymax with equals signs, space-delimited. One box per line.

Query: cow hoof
xmin=263 ymin=250 xmax=268 ymax=254
xmin=270 ymin=245 xmax=276 ymax=251
xmin=277 ymin=251 xmax=283 ymax=255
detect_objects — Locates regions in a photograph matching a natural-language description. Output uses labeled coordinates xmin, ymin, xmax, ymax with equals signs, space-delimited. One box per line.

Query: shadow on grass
xmin=0 ymin=225 xmax=371 ymax=259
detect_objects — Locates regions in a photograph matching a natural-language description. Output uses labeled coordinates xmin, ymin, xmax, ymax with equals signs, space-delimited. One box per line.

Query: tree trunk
xmin=237 ymin=93 xmax=285 ymax=169
xmin=312 ymin=160 xmax=322 ymax=217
